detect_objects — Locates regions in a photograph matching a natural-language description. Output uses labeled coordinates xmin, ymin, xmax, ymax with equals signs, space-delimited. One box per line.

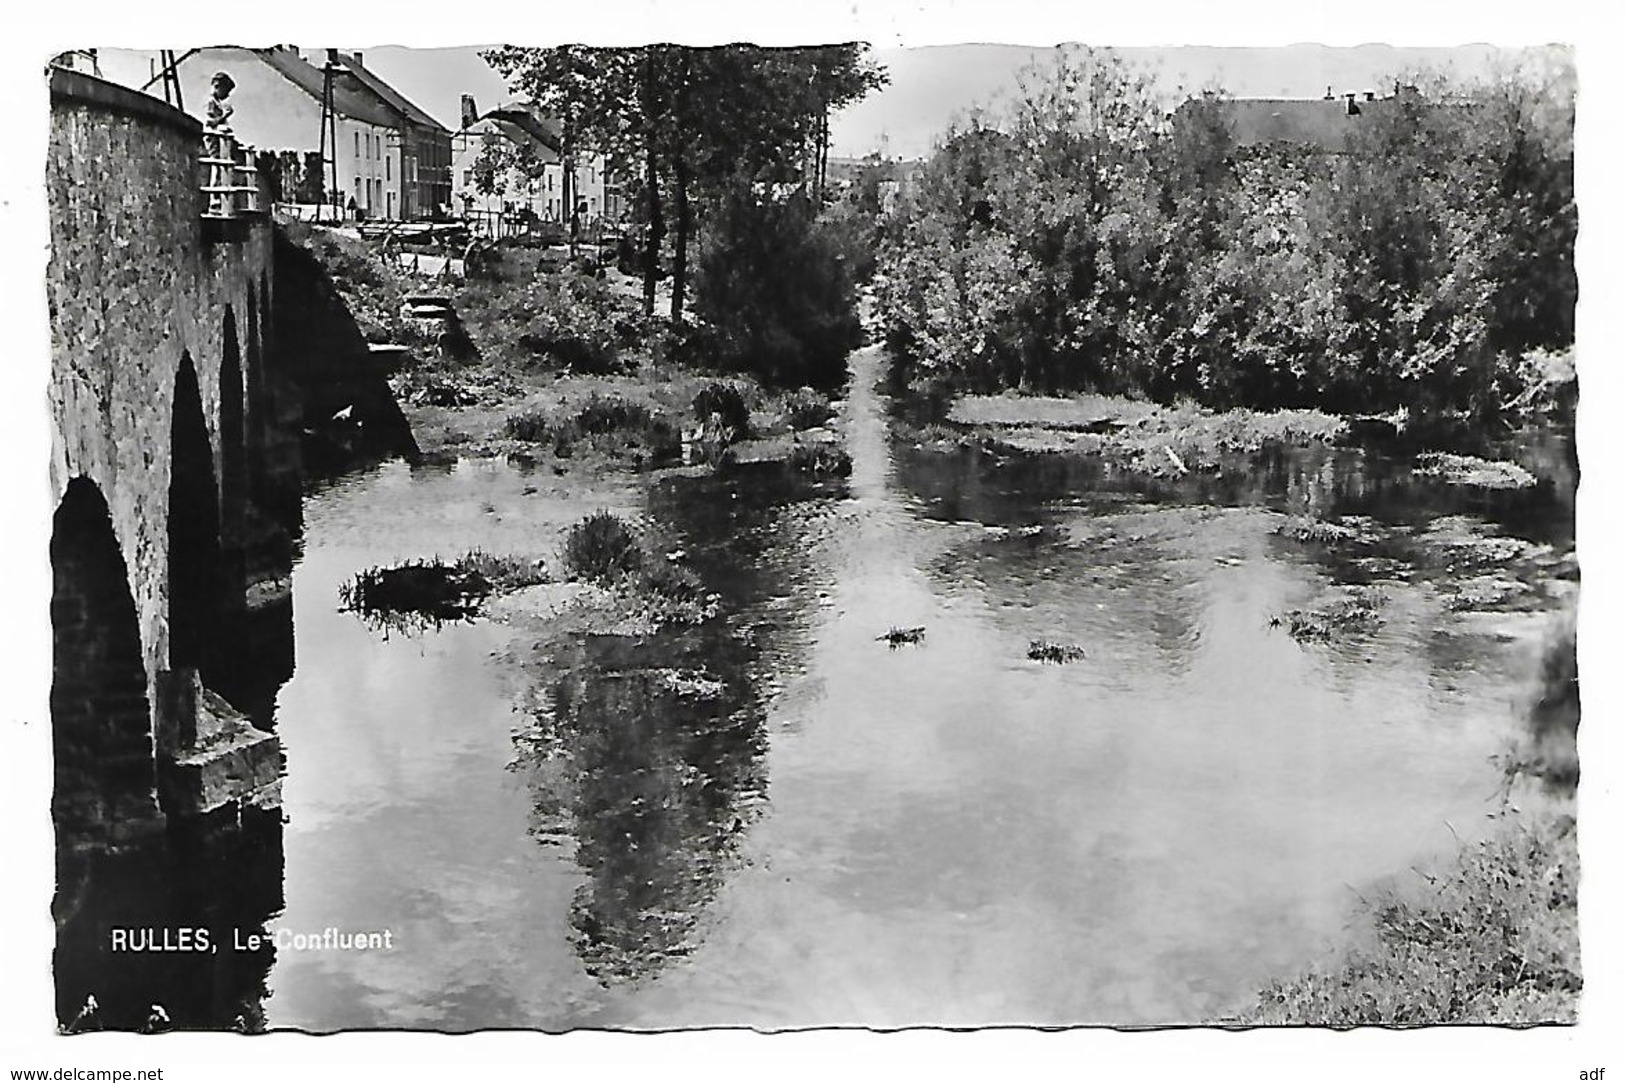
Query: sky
xmin=95 ymin=42 xmax=1561 ymax=161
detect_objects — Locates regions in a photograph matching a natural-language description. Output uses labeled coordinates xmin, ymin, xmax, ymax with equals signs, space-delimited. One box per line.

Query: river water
xmin=69 ymin=345 xmax=1575 ymax=1030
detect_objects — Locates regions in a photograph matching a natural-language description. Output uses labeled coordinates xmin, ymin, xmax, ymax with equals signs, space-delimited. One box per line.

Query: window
xmin=354 ymin=131 xmax=360 ymax=158
xmin=386 ymin=156 xmax=390 ymax=182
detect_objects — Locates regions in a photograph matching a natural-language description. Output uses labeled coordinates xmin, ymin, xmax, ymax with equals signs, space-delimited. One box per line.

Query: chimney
xmin=1324 ymin=84 xmax=1334 ymax=101
xmin=1345 ymin=92 xmax=1361 ymax=117
xmin=1365 ymin=90 xmax=1376 ymax=102
xmin=354 ymin=51 xmax=363 ymax=67
xmin=461 ymin=94 xmax=478 ymax=128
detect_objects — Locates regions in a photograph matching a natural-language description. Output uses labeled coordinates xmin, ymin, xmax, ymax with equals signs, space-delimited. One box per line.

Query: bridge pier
xmin=48 ymin=67 xmax=287 ymax=850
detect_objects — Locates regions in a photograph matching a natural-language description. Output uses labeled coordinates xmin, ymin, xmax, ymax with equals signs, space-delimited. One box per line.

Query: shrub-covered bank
xmin=1230 ymin=614 xmax=1581 ymax=1025
xmin=876 ymin=48 xmax=1575 ymax=435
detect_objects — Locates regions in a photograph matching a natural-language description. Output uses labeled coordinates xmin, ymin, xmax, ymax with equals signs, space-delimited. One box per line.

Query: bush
xmin=641 ymin=558 xmax=707 ymax=604
xmin=692 ymin=382 xmax=753 ymax=438
xmin=562 ymin=512 xmax=644 ymax=583
xmin=693 ymin=186 xmax=864 ymax=392
xmin=463 ymin=272 xmax=631 ymax=374
xmin=875 ymin=51 xmax=1576 ymax=428
xmin=505 ymin=395 xmax=680 ymax=464
xmin=786 ymin=442 xmax=853 ymax=478
xmin=576 ymin=394 xmax=654 ymax=436
xmin=783 ymin=387 xmax=837 ymax=430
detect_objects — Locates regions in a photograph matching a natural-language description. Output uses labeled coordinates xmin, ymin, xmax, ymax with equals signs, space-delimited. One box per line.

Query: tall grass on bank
xmin=562 ymin=511 xmax=645 ymax=584
xmin=1243 ymin=813 xmax=1579 ymax=1026
xmin=504 ymin=394 xmax=681 ymax=464
xmin=560 ymin=511 xmax=717 ymax=625
xmin=1234 ymin=611 xmax=1581 ymax=1025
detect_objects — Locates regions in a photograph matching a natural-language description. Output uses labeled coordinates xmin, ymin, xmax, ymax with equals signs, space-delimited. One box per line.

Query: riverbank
xmin=1231 ymin=802 xmax=1579 ymax=1026
xmin=1227 ymin=617 xmax=1581 ymax=1027
xmin=913 ymin=390 xmax=1555 ymax=488
xmin=285 ymin=225 xmax=844 ymax=472
xmin=289 ymin=226 xmax=852 ymax=646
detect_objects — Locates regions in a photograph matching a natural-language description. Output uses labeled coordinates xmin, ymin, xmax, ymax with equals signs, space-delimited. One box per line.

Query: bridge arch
xmin=168 ymin=352 xmax=225 ymax=694
xmin=219 ymin=306 xmax=249 ymax=614
xmin=244 ymin=287 xmax=264 ymax=492
xmin=50 ymin=478 xmax=158 ymax=847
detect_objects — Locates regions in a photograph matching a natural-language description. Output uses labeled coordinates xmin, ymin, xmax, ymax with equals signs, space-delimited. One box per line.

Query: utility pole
xmin=317 ymin=49 xmax=341 ymax=223
xmin=158 ymin=49 xmax=183 ymax=110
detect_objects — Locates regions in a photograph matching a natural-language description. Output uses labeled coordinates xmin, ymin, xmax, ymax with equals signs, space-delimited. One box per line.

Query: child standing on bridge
xmin=205 ymin=71 xmax=235 ymax=131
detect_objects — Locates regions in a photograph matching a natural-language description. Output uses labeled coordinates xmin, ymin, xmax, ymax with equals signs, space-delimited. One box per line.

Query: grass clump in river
xmin=339 ymin=549 xmax=548 ymax=632
xmin=1235 ymin=609 xmax=1581 ymax=1025
xmin=1413 ymin=452 xmax=1537 ymax=491
xmin=1028 ymin=639 xmax=1087 ymax=664
xmin=1271 ymin=589 xmax=1386 ymax=643
xmin=560 ymin=512 xmax=716 ymax=625
xmin=562 ymin=511 xmax=645 ymax=584
xmin=1275 ymin=516 xmax=1369 ymax=546
xmin=942 ymin=393 xmax=1346 ymax=479
xmin=877 ymin=626 xmax=926 ymax=648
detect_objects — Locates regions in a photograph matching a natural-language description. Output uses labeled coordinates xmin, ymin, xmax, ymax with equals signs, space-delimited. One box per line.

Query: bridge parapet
xmin=201 ymin=131 xmax=268 ymax=221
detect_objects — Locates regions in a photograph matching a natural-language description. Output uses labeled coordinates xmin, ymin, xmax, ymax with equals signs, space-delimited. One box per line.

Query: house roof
xmin=1174 ymin=95 xmax=1403 ymax=151
xmin=334 ymin=52 xmax=449 ymax=134
xmin=468 ymin=105 xmax=564 ymax=157
xmin=254 ymin=47 xmax=401 ymax=128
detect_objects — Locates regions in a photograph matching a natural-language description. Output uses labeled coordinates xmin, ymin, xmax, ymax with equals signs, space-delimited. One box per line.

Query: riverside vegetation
xmin=282 ymin=42 xmax=1576 ymax=1026
xmin=1232 ymin=614 xmax=1580 ymax=1026
xmin=876 ymin=48 xmax=1575 ymax=469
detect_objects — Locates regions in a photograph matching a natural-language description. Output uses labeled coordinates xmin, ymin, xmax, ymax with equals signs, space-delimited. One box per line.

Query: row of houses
xmin=120 ymin=46 xmax=616 ymax=230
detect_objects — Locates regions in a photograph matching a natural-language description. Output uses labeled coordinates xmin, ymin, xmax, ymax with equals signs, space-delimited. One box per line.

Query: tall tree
xmin=481 ymin=43 xmax=888 ymax=322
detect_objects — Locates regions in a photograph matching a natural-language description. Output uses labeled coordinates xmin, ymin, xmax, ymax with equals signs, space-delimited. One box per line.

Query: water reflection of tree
xmin=537 ymin=632 xmax=767 ymax=984
xmin=509 ymin=468 xmax=832 ymax=986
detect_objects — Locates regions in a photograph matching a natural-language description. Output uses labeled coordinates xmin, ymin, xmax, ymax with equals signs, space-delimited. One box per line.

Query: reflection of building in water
xmin=55 ymin=808 xmax=285 ymax=1033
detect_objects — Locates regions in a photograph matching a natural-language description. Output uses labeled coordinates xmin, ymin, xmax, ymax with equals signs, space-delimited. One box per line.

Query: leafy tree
xmin=693 ymin=185 xmax=863 ymax=391
xmin=876 ymin=47 xmax=1575 ymax=431
xmin=481 ymin=44 xmax=886 ymax=324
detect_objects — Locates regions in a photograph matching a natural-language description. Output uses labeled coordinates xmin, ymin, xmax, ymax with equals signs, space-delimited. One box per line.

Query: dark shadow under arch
xmin=220 ymin=306 xmax=247 ymax=547
xmin=50 ymin=477 xmax=157 ymax=846
xmin=169 ymin=353 xmax=225 ymax=697
xmin=244 ymin=288 xmax=265 ymax=491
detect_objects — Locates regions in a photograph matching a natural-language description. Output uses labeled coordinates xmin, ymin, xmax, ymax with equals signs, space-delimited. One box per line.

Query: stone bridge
xmin=46 ymin=67 xmax=413 ymax=852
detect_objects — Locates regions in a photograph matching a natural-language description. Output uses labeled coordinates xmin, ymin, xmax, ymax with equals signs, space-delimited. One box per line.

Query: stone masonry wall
xmin=47 ymin=69 xmax=276 ymax=762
